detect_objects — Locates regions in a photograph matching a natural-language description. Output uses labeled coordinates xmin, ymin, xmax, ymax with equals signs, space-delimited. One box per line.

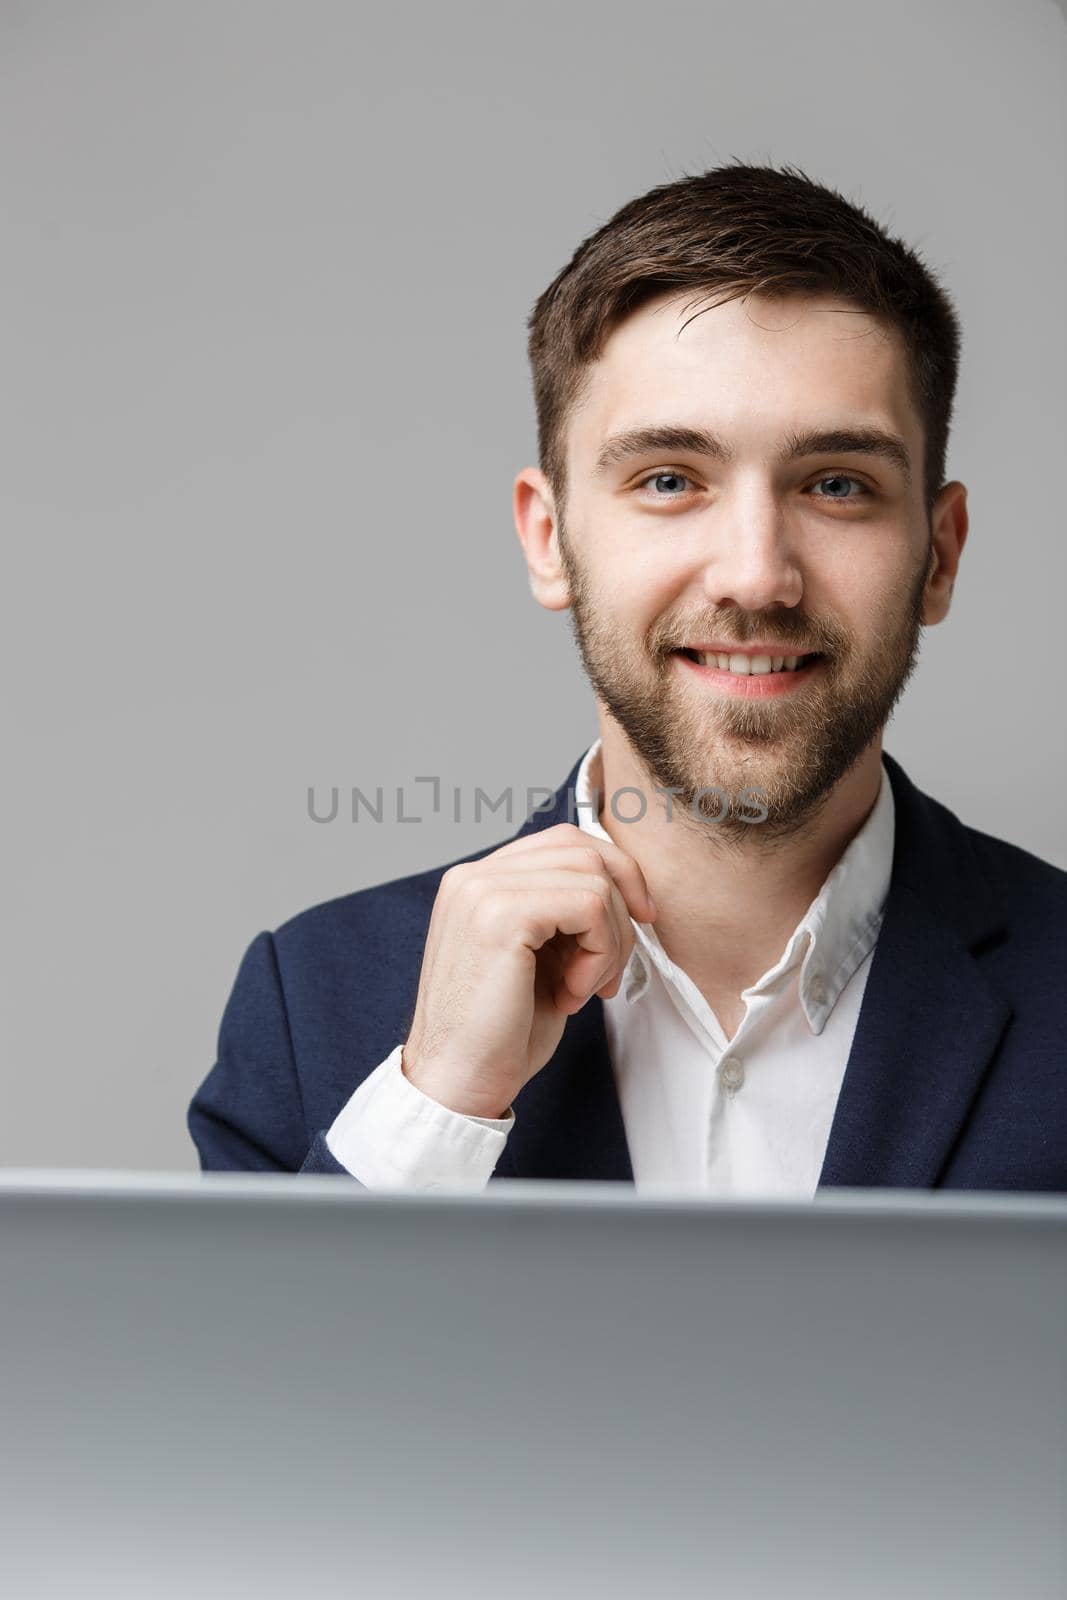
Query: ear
xmin=920 ymin=480 xmax=969 ymax=625
xmin=513 ymin=467 xmax=572 ymax=612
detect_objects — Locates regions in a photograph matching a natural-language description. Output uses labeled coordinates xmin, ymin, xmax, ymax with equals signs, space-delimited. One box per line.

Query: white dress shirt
xmin=326 ymin=738 xmax=895 ymax=1197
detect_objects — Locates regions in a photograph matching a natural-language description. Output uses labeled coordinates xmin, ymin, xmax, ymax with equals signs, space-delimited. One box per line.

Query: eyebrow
xmin=593 ymin=423 xmax=913 ymax=487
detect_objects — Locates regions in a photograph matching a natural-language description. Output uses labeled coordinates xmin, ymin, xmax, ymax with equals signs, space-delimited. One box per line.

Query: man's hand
xmin=401 ymin=823 xmax=658 ymax=1118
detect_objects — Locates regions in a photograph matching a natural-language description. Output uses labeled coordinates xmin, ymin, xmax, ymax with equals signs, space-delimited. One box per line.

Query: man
xmin=188 ymin=161 xmax=1067 ymax=1195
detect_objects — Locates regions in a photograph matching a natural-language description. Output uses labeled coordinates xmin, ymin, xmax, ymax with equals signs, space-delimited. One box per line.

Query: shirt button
xmin=808 ymin=974 xmax=828 ymax=1006
xmin=719 ymin=1055 xmax=745 ymax=1093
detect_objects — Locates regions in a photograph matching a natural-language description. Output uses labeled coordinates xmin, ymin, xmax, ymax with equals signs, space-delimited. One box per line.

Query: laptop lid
xmin=2 ymin=1172 xmax=1064 ymax=1600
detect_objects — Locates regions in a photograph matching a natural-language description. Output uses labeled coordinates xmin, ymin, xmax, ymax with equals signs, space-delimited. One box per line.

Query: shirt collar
xmin=572 ymin=737 xmax=895 ymax=1034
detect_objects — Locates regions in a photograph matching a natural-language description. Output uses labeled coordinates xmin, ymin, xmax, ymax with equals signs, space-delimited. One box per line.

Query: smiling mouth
xmin=673 ymin=648 xmax=824 ymax=676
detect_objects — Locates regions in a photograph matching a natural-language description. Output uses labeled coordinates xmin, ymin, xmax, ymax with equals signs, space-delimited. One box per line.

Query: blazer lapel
xmin=816 ymin=752 xmax=1013 ymax=1188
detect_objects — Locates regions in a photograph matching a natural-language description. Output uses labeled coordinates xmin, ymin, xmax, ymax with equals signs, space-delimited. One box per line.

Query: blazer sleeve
xmin=188 ymin=930 xmax=360 ymax=1180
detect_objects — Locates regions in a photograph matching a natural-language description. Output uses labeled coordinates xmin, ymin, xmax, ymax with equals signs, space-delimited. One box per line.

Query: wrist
xmin=400 ymin=1047 xmax=511 ymax=1120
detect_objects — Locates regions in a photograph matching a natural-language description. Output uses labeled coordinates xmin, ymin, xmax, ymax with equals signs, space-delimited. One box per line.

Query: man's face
xmin=550 ymin=288 xmax=937 ymax=838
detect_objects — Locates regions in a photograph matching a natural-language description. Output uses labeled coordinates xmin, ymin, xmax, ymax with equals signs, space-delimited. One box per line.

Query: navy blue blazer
xmin=188 ymin=749 xmax=1067 ymax=1192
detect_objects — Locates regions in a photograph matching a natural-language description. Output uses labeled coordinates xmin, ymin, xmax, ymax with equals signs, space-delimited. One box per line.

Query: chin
xmin=669 ymin=726 xmax=839 ymax=825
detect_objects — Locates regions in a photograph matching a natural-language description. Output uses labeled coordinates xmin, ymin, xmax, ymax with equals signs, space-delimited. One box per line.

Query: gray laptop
xmin=1 ymin=1172 xmax=1064 ymax=1600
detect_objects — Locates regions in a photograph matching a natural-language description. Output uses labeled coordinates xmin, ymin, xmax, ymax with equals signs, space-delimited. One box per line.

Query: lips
xmin=671 ymin=647 xmax=826 ymax=699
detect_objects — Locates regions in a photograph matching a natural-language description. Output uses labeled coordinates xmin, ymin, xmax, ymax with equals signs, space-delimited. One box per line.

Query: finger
xmin=482 ymin=846 xmax=645 ymax=916
xmin=460 ymin=869 xmax=637 ymax=1014
xmin=491 ymin=825 xmax=657 ymax=924
xmin=479 ymin=873 xmax=630 ymax=1010
xmin=556 ymin=876 xmax=636 ymax=1004
xmin=478 ymin=870 xmax=627 ymax=964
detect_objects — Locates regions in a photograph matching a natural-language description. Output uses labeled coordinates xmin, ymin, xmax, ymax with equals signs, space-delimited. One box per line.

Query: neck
xmin=591 ymin=721 xmax=885 ymax=998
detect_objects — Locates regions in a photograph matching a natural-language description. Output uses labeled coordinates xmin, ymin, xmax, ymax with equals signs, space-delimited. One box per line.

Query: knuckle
xmin=470 ymin=883 xmax=502 ymax=916
xmin=471 ymin=890 xmax=511 ymax=936
xmin=442 ymin=868 xmax=474 ymax=904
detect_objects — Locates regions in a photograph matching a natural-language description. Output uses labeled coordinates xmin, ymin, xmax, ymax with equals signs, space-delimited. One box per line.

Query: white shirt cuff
xmin=324 ymin=1043 xmax=515 ymax=1191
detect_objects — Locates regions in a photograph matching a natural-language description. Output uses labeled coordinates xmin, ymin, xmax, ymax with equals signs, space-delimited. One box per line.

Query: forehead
xmin=569 ymin=288 xmax=919 ymax=462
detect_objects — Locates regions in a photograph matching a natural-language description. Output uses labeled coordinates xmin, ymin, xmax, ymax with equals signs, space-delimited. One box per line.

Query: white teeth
xmin=692 ymin=650 xmax=812 ymax=674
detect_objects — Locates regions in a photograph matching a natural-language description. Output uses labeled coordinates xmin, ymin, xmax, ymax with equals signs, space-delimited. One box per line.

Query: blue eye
xmin=636 ymin=470 xmax=694 ymax=498
xmin=808 ymin=474 xmax=870 ymax=502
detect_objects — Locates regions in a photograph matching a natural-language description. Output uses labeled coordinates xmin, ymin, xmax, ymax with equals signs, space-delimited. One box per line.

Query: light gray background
xmin=2 ymin=0 xmax=1064 ymax=1171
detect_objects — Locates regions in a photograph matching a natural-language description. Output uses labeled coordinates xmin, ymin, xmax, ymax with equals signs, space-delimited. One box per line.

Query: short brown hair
xmin=526 ymin=160 xmax=961 ymax=522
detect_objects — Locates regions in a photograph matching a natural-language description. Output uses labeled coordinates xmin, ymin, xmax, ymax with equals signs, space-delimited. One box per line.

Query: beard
xmin=557 ymin=518 xmax=931 ymax=847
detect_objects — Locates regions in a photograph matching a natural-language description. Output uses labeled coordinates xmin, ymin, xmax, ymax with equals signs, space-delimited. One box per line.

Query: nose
xmin=700 ymin=492 xmax=803 ymax=614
